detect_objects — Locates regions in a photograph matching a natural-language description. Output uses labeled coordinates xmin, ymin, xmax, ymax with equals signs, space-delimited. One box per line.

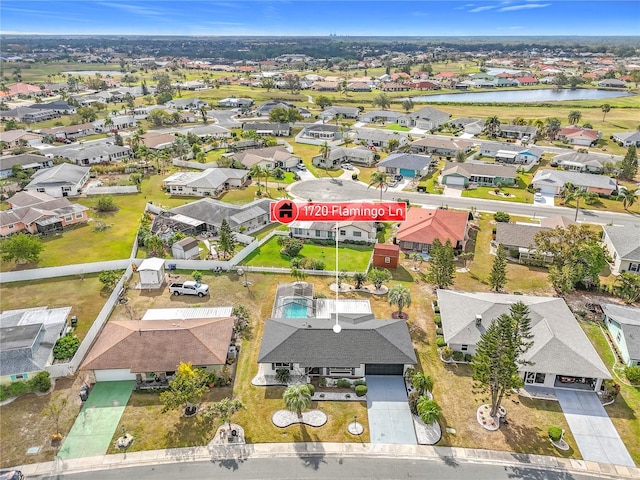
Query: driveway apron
xmin=556 ymin=389 xmax=635 ymax=467
xmin=58 ymin=381 xmax=135 ymax=459
xmin=366 ymin=376 xmax=417 ymax=445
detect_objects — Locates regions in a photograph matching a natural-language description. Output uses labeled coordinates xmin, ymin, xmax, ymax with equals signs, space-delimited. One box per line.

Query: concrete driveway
xmin=533 ymin=192 xmax=555 ymax=207
xmin=556 ymin=389 xmax=635 ymax=467
xmin=366 ymin=376 xmax=416 ymax=445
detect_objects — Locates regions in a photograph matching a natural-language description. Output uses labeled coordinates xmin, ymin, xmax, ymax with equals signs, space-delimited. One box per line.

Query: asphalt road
xmin=32 ymin=457 xmax=607 ymax=480
xmin=289 ymin=179 xmax=640 ymax=226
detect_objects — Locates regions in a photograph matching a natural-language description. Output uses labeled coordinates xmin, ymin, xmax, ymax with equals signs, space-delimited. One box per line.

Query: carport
xmin=556 ymin=389 xmax=635 ymax=467
xmin=58 ymin=381 xmax=135 ymax=459
xmin=366 ymin=375 xmax=416 ymax=445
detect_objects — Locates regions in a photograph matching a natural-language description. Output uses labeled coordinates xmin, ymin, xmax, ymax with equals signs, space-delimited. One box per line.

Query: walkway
xmin=366 ymin=376 xmax=416 ymax=445
xmin=556 ymin=389 xmax=635 ymax=467
xmin=58 ymin=381 xmax=135 ymax=459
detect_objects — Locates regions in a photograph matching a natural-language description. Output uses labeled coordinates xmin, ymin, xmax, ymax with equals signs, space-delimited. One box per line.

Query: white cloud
xmin=498 ymin=3 xmax=550 ymax=12
xmin=469 ymin=5 xmax=498 ymax=13
xmin=98 ymin=2 xmax=163 ymax=17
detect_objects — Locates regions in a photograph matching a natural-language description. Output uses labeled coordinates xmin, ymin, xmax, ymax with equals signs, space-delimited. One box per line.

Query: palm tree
xmin=388 ymin=284 xmax=411 ymax=317
xmin=368 ymin=171 xmax=389 ymax=201
xmin=320 ymin=141 xmax=331 ymax=176
xmin=352 ymin=272 xmax=367 ymax=289
xmin=563 ymin=183 xmax=598 ymax=221
xmin=567 ymin=110 xmax=582 ymax=125
xmin=545 ymin=118 xmax=561 ymax=140
xmin=484 ymin=116 xmax=501 ymax=137
xmin=412 ymin=372 xmax=434 ymax=396
xmin=249 ymin=164 xmax=264 ymax=192
xmin=601 ymin=104 xmax=611 ymax=121
xmin=262 ymin=166 xmax=272 ymax=196
xmin=416 ymin=397 xmax=441 ymax=425
xmin=283 ymin=383 xmax=312 ymax=418
xmin=618 ymin=187 xmax=638 ymax=211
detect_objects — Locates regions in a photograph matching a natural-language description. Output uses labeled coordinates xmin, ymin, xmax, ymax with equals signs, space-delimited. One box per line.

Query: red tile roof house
xmin=396 ymin=208 xmax=469 ymax=254
xmin=556 ymin=126 xmax=601 ymax=147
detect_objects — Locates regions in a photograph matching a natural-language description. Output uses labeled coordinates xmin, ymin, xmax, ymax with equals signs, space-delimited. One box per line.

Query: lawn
xmin=462 ymin=185 xmax=533 ymax=204
xmin=241 ymin=236 xmax=373 ymax=272
xmin=385 ymin=124 xmax=410 ymax=132
xmin=417 ymin=167 xmax=444 ymax=194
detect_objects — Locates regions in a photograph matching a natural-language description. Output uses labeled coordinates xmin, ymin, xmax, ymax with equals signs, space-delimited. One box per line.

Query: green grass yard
xmin=241 ymin=236 xmax=373 ymax=272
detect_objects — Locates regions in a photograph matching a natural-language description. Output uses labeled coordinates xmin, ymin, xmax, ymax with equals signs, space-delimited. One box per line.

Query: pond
xmin=411 ymin=88 xmax=631 ymax=104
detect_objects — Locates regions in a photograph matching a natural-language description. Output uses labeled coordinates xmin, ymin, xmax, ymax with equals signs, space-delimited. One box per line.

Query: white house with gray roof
xmin=163 ymin=168 xmax=248 ymax=197
xmin=24 ymin=163 xmax=90 ymax=198
xmin=359 ymin=110 xmax=403 ymax=124
xmin=437 ymin=290 xmax=611 ymax=392
xmin=602 ymin=224 xmax=640 ymax=275
xmin=480 ymin=141 xmax=543 ymax=167
xmin=258 ymin=282 xmax=416 ymax=379
xmin=0 ymin=153 xmax=53 ymax=178
xmin=531 ymin=169 xmax=617 ymax=196
xmin=612 ymin=131 xmax=640 ymax=147
xmin=289 ymin=221 xmax=376 ymax=244
xmin=354 ymin=128 xmax=408 ymax=149
xmin=397 ymin=106 xmax=450 ymax=130
xmin=601 ymin=304 xmax=640 ymax=367
xmin=319 ymin=106 xmax=360 ymax=121
xmin=55 ymin=143 xmax=132 ymax=166
xmin=312 ymin=146 xmax=376 ymax=168
xmin=377 ymin=153 xmax=433 ymax=178
xmin=550 ymin=151 xmax=617 ymax=174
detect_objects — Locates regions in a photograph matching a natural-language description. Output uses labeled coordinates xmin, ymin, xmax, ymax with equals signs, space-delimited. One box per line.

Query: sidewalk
xmin=17 ymin=442 xmax=640 ymax=479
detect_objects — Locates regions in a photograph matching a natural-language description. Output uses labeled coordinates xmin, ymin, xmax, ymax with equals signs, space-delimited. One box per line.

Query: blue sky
xmin=1 ymin=1 xmax=639 ymax=36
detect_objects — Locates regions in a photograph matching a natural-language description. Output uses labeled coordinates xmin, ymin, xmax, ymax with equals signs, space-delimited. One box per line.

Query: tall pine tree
xmin=218 ymin=218 xmax=237 ymax=260
xmin=426 ymin=238 xmax=456 ymax=289
xmin=619 ymin=145 xmax=638 ymax=181
xmin=489 ymin=244 xmax=508 ymax=292
xmin=472 ymin=302 xmax=534 ymax=418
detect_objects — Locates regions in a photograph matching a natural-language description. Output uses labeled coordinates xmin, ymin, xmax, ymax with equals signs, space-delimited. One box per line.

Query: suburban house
xmin=601 ymin=304 xmax=640 ymax=367
xmin=165 ymin=98 xmax=208 ymax=110
xmin=359 ymin=110 xmax=403 ymax=124
xmin=163 ymin=168 xmax=249 ymax=197
xmin=231 ymin=146 xmax=301 ymax=171
xmin=242 ymin=123 xmax=291 ymax=137
xmin=296 ymin=124 xmax=342 ymax=143
xmin=480 ymin=141 xmax=544 ymax=166
xmin=1 ymin=191 xmax=89 ymax=236
xmin=612 ymin=131 xmax=640 ymax=147
xmin=171 ymin=237 xmax=201 ymax=260
xmin=447 ymin=118 xmax=484 ymax=136
xmin=556 ymin=126 xmax=601 ymax=146
xmin=0 ymin=153 xmax=53 ymax=178
xmin=141 ymin=132 xmax=177 ymax=150
xmin=397 ymin=106 xmax=450 ymax=130
xmin=550 ymin=151 xmax=616 ymax=174
xmin=410 ymin=136 xmax=474 ymax=158
xmin=602 ymin=224 xmax=640 ymax=275
xmin=289 ymin=221 xmax=377 ymax=244
xmin=54 ymin=144 xmax=133 ymax=166
xmin=598 ymin=79 xmax=627 ymax=88
xmin=499 ymin=125 xmax=538 ymax=140
xmin=154 ymin=198 xmax=272 ymax=235
xmin=80 ymin=307 xmax=235 ymax=382
xmin=258 ymin=282 xmax=416 ymax=379
xmin=40 ymin=123 xmax=96 ymax=142
xmin=319 ymin=106 xmax=360 ymax=121
xmin=354 ymin=129 xmax=407 ymax=149
xmin=28 ymin=100 xmax=76 ymax=115
xmin=1 ymin=106 xmax=59 ymax=123
xmin=254 ymin=101 xmax=298 ymax=117
xmin=377 ymin=153 xmax=433 ymax=178
xmin=396 ymin=208 xmax=469 ymax=253
xmin=531 ymin=170 xmax=617 ymax=196
xmin=437 ymin=290 xmax=611 ymax=392
xmin=312 ymin=146 xmax=376 ymax=169
xmin=0 ymin=129 xmax=44 ymax=149
xmin=217 ymin=97 xmax=254 ymax=108
xmin=440 ymin=162 xmax=517 ymax=187
xmin=0 ymin=307 xmax=71 ymax=385
xmin=93 ymin=115 xmax=137 ymax=132
xmin=24 ymin=163 xmax=91 ymax=198
xmin=372 ymin=243 xmax=400 ymax=269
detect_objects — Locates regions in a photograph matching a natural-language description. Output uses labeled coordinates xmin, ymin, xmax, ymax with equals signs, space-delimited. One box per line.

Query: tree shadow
xmin=292 ymin=424 xmax=326 ymax=470
xmin=505 ymin=465 xmax=577 ymax=480
xmin=390 ymin=266 xmax=414 ymax=282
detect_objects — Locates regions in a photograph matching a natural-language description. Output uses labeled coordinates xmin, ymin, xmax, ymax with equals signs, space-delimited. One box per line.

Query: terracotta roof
xmin=374 ymin=244 xmax=400 ymax=254
xmin=396 ymin=208 xmax=468 ymax=246
xmin=81 ymin=317 xmax=234 ymax=372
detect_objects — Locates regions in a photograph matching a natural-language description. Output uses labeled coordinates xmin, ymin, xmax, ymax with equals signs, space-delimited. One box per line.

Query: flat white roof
xmin=138 ymin=257 xmax=165 ymax=271
xmin=142 ymin=307 xmax=233 ymax=320
xmin=315 ymin=299 xmax=372 ymax=319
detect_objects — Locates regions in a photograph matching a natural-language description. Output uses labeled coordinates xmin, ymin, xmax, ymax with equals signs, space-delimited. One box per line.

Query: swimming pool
xmin=282 ymin=299 xmax=311 ymax=318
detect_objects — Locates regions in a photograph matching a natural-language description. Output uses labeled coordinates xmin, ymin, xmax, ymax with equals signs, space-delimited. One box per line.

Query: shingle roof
xmin=601 ymin=304 xmax=640 ymax=360
xmin=25 ymin=163 xmax=89 ymax=188
xmin=495 ymin=223 xmax=547 ymax=249
xmin=411 ymin=137 xmax=473 ymax=151
xmin=613 ymin=131 xmax=640 ymax=143
xmin=531 ymin=169 xmax=617 ymax=191
xmin=0 ymin=153 xmax=50 ymax=171
xmin=168 ymin=198 xmax=271 ymax=230
xmin=163 ymin=168 xmax=248 ymax=189
xmin=378 ymin=153 xmax=432 ymax=170
xmin=396 ymin=208 xmax=468 ymax=245
xmin=258 ymin=315 xmax=416 ymax=367
xmin=552 ymin=151 xmax=615 ymax=169
xmin=441 ymin=162 xmax=517 ymax=179
xmin=437 ymin=290 xmax=611 ymax=379
xmin=81 ymin=317 xmax=234 ymax=372
xmin=603 ymin=224 xmax=640 ymax=261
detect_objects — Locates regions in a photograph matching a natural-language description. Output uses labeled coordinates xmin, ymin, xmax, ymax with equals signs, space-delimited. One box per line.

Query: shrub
xmin=312 ymin=260 xmax=325 ymax=270
xmin=53 ymin=334 xmax=80 ymax=360
xmin=8 ymin=380 xmax=30 ymax=397
xmin=441 ymin=347 xmax=453 ymax=360
xmin=548 ymin=426 xmax=563 ymax=442
xmin=436 ymin=336 xmax=446 ymax=347
xmin=434 ymin=315 xmax=442 ymax=326
xmin=275 ymin=368 xmax=291 ymax=384
xmin=96 ymin=195 xmax=118 ymax=212
xmin=494 ymin=211 xmax=511 ymax=223
xmin=433 ymin=306 xmax=440 ymax=313
xmin=306 ymin=384 xmax=315 ymax=396
xmin=464 ymin=354 xmax=473 ymax=363
xmin=452 ymin=351 xmax=464 ymax=361
xmin=30 ymin=371 xmax=51 ymax=393
xmin=336 ymin=379 xmax=351 ymax=388
xmin=355 ymin=385 xmax=368 ymax=397
xmin=435 ymin=327 xmax=443 ymax=335
xmin=319 ymin=377 xmax=327 ymax=387
xmin=625 ymin=366 xmax=640 ymax=384
xmin=353 ymin=379 xmax=367 ymax=387
xmin=408 ymin=391 xmax=420 ymax=415
xmin=403 ymin=367 xmax=416 ymax=382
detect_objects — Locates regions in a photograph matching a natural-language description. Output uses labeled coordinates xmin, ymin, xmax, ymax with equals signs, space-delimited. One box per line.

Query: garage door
xmin=399 ymin=168 xmax=416 ymax=178
xmin=537 ymin=184 xmax=556 ymax=195
xmin=444 ymin=175 xmax=465 ymax=186
xmin=365 ymin=364 xmax=404 ymax=376
xmin=94 ymin=369 xmax=136 ymax=382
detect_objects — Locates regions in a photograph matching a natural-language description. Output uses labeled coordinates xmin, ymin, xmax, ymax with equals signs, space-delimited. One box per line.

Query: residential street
xmin=289 ymin=178 xmax=640 ymax=226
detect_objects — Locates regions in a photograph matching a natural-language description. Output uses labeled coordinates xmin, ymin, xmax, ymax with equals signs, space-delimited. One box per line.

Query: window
xmin=75 ymin=212 xmax=83 ymax=219
xmin=37 ymin=188 xmax=45 ymax=193
xmin=329 ymin=367 xmax=354 ymax=375
xmin=62 ymin=187 xmax=71 ymax=192
xmin=385 ymin=256 xmax=390 ymax=264
xmin=8 ymin=224 xmax=13 ymax=229
xmin=629 ymin=263 xmax=639 ymax=272
xmin=617 ymin=332 xmax=622 ymax=343
xmin=353 ymin=231 xmax=362 ymax=237
xmin=315 ymin=230 xmax=321 ymax=237
xmin=534 ymin=373 xmax=546 ymax=384
xmin=64 ymin=215 xmax=73 ymax=222
xmin=461 ymin=345 xmax=468 ymax=352
xmin=273 ymin=362 xmax=292 ymax=370
xmin=340 ymin=230 xmax=346 ymax=236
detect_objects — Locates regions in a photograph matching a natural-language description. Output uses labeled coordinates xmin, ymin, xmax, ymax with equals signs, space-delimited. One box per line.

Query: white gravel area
xmin=412 ymin=415 xmax=442 ymax=445
xmin=272 ymin=409 xmax=328 ymax=428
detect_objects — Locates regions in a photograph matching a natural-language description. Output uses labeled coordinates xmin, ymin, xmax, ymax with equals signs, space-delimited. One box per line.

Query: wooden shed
xmin=172 ymin=237 xmax=200 ymax=260
xmin=372 ymin=244 xmax=400 ymax=269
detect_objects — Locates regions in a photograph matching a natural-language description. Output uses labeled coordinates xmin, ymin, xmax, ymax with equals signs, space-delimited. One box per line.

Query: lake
xmin=62 ymin=70 xmax=124 ymax=76
xmin=411 ymin=89 xmax=631 ymax=104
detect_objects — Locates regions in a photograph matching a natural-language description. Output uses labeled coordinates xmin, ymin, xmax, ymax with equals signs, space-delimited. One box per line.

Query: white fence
xmin=0 ymin=260 xmax=131 ymax=283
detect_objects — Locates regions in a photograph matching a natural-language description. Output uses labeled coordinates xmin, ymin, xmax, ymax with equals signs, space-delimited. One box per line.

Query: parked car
xmin=534 ymin=192 xmax=543 ymax=202
xmin=297 ymin=164 xmax=307 ymax=171
xmin=0 ymin=471 xmax=24 ymax=480
xmin=394 ymin=174 xmax=403 ymax=181
xmin=388 ymin=179 xmax=399 ymax=188
xmin=342 ymin=163 xmax=353 ymax=170
xmin=168 ymin=281 xmax=210 ymax=297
